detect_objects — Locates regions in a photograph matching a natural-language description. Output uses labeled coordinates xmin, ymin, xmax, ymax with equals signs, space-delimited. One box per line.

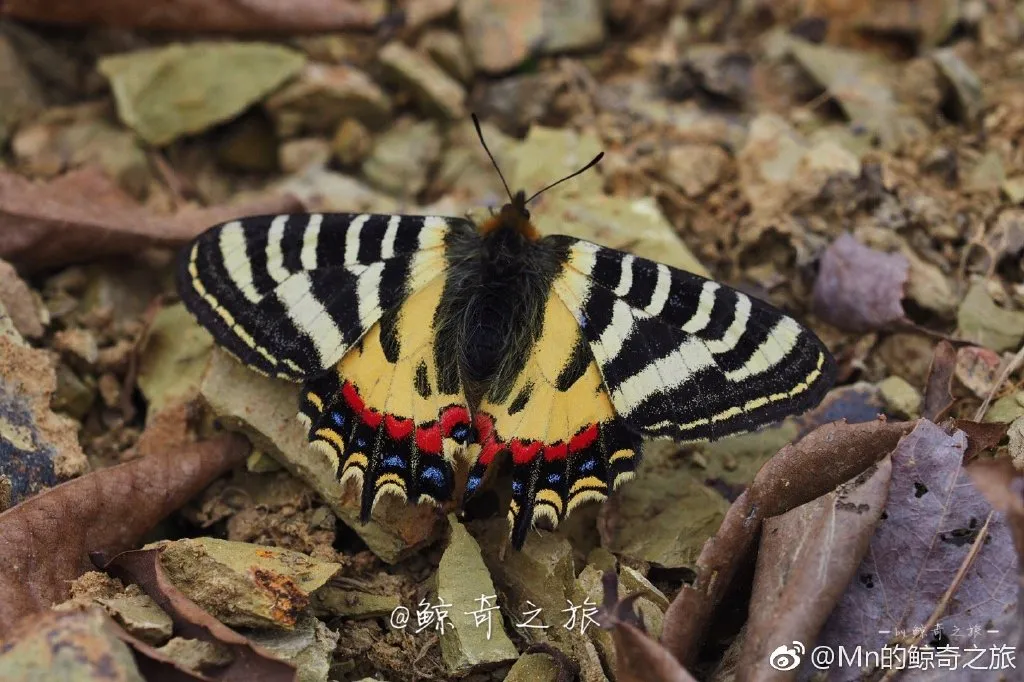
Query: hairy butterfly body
xmin=178 ymin=128 xmax=836 ymax=549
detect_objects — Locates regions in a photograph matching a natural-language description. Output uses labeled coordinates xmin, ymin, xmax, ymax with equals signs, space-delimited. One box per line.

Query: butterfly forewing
xmin=176 ymin=212 xmax=467 ymax=381
xmin=547 ymin=236 xmax=836 ymax=442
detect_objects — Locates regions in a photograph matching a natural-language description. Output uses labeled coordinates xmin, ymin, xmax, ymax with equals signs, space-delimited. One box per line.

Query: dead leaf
xmin=599 ymin=572 xmax=698 ymax=682
xmin=953 ymin=419 xmax=1010 ymax=461
xmin=102 ymin=547 xmax=296 ymax=682
xmin=0 ymin=433 xmax=249 ymax=638
xmin=924 ymin=340 xmax=957 ymax=421
xmin=740 ymin=458 xmax=892 ymax=681
xmin=955 ymin=345 xmax=1004 ymax=399
xmin=817 ymin=421 xmax=1017 ymax=662
xmin=0 ymin=0 xmax=377 ymax=32
xmin=0 ymin=259 xmax=43 ymax=338
xmin=662 ymin=419 xmax=916 ymax=666
xmin=812 ymin=232 xmax=909 ymax=333
xmin=966 ymin=458 xmax=1024 ymax=555
xmin=0 ymin=167 xmax=303 ymax=272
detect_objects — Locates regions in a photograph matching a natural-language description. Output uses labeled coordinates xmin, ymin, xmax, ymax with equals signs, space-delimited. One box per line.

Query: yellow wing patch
xmin=467 ymin=294 xmax=642 ymax=549
xmin=298 ymin=276 xmax=472 ymax=521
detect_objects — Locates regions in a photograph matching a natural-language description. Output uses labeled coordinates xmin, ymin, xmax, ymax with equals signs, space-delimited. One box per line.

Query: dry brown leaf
xmin=0 ymin=167 xmax=303 ymax=272
xmin=0 ymin=434 xmax=249 ymax=637
xmin=739 ymin=458 xmax=893 ymax=682
xmin=0 ymin=0 xmax=376 ymax=32
xmin=662 ymin=419 xmax=917 ymax=666
xmin=812 ymin=233 xmax=909 ymax=333
xmin=599 ymin=572 xmax=698 ymax=682
xmin=953 ymin=419 xmax=1010 ymax=461
xmin=102 ymin=547 xmax=296 ymax=682
xmin=923 ymin=340 xmax=957 ymax=422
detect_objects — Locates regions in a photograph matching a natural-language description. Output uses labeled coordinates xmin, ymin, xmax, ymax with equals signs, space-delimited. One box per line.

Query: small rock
xmin=154 ymin=537 xmax=340 ymax=630
xmin=0 ymin=474 xmax=11 ymax=512
xmin=215 ymin=114 xmax=279 ymax=173
xmin=0 ymin=33 xmax=45 ymax=147
xmin=265 ymin=63 xmax=393 ymax=137
xmin=98 ymin=42 xmax=306 ymax=146
xmin=878 ymin=375 xmax=922 ymax=419
xmin=506 ymin=652 xmax=561 ymax=682
xmin=662 ymin=143 xmax=730 ymax=197
xmin=312 ymin=587 xmax=401 ymax=619
xmin=247 ymin=614 xmax=339 ymax=682
xmin=679 ymin=44 xmax=753 ymax=103
xmin=510 ymin=125 xmax=604 ymax=199
xmin=472 ymin=73 xmax=564 ymax=135
xmin=406 ymin=0 xmax=458 ymax=29
xmin=965 ymin=150 xmax=1006 ymax=193
xmin=97 ymin=373 xmax=121 ymax=409
xmin=459 ymin=0 xmax=605 ymax=74
xmin=1 ymin=310 xmax=88 ymax=505
xmin=13 ymin=110 xmax=154 ymax=199
xmin=957 ymin=281 xmax=1024 ymax=353
xmin=362 ymin=118 xmax=442 ymax=198
xmin=378 ymin=41 xmax=467 ymax=121
xmin=277 ymin=167 xmax=398 ymax=214
xmin=985 ymin=393 xmax=1024 ymax=424
xmin=156 ymin=638 xmax=233 ymax=676
xmin=932 ymin=48 xmax=984 ymax=123
xmin=0 ymin=258 xmax=44 ymax=339
xmin=0 ymin=609 xmax=145 ymax=681
xmin=96 ymin=589 xmax=174 ymax=646
xmin=955 ymin=346 xmax=1003 ymax=398
xmin=1003 ymin=176 xmax=1024 ymax=204
xmin=200 ymin=349 xmax=441 ymax=562
xmin=52 ymin=363 xmax=96 ymax=421
xmin=52 ymin=328 xmax=99 ymax=368
xmin=437 ymin=119 xmax=513 ymax=201
xmin=904 ymin=252 xmax=957 ymax=318
xmin=437 ymin=517 xmax=518 ymax=674
xmin=539 ymin=194 xmax=709 ymax=278
xmin=137 ymin=303 xmax=213 ymax=418
xmin=419 ymin=30 xmax=474 ymax=83
xmin=279 ymin=137 xmax=332 ymax=174
xmin=332 ymin=118 xmax=373 ymax=167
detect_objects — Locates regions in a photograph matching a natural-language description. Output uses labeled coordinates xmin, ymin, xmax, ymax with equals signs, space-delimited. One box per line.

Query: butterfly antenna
xmin=472 ymin=113 xmax=514 ymax=204
xmin=525 ymin=151 xmax=605 ymax=205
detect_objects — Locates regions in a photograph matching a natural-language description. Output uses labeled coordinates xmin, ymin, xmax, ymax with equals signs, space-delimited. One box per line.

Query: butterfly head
xmin=480 ymin=189 xmax=539 ymax=240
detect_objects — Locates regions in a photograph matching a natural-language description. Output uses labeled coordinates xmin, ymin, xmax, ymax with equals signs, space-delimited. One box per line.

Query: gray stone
xmin=246 ymin=615 xmax=339 ymax=682
xmin=265 ymin=62 xmax=393 ymax=136
xmin=362 ymin=119 xmax=442 ymax=198
xmin=437 ymin=517 xmax=518 ymax=674
xmin=378 ymin=41 xmax=466 ymax=121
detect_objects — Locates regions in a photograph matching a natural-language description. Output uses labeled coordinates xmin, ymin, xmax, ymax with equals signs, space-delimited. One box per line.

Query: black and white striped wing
xmin=547 ymin=237 xmax=836 ymax=442
xmin=177 ymin=213 xmax=473 ymax=381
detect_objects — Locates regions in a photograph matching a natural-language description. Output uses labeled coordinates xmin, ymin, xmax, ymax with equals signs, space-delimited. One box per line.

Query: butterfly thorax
xmin=477 ymin=190 xmax=540 ymax=242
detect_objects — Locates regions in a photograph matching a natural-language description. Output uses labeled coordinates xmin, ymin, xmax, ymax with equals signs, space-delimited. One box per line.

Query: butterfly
xmin=177 ymin=116 xmax=836 ymax=549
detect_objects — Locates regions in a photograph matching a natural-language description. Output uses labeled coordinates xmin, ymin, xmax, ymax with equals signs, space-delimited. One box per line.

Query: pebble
xmin=418 ymin=30 xmax=475 ymax=83
xmin=265 ymin=62 xmax=393 ymax=137
xmin=662 ymin=143 xmax=730 ymax=197
xmin=459 ymin=0 xmax=606 ymax=73
xmin=362 ymin=118 xmax=442 ymax=198
xmin=331 ymin=117 xmax=374 ymax=167
xmin=378 ymin=41 xmax=467 ymax=121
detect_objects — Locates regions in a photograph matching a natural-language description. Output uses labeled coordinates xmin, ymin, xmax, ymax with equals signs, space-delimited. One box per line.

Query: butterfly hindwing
xmin=548 ymin=237 xmax=836 ymax=442
xmin=299 ymin=275 xmax=472 ymax=518
xmin=177 ymin=212 xmax=470 ymax=380
xmin=468 ymin=292 xmax=643 ymax=549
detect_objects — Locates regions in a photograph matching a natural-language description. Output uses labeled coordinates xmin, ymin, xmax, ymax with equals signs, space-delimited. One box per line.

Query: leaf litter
xmin=2 ymin=2 xmax=1024 ymax=681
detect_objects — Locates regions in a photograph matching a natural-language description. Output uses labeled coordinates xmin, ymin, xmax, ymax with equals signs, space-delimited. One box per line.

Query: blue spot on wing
xmin=466 ymin=475 xmax=481 ymax=492
xmin=512 ymin=480 xmax=523 ymax=495
xmin=547 ymin=472 xmax=562 ymax=485
xmin=579 ymin=458 xmax=596 ymax=473
xmin=383 ymin=454 xmax=405 ymax=469
xmin=331 ymin=412 xmax=345 ymax=428
xmin=421 ymin=466 xmax=445 ymax=486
